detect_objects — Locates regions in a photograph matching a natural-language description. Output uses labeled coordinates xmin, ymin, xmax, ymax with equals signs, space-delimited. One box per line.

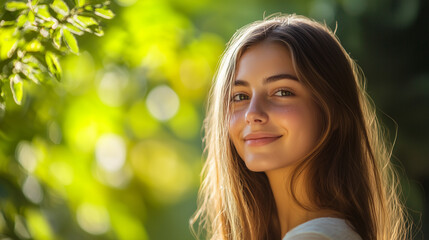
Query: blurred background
xmin=0 ymin=0 xmax=428 ymax=239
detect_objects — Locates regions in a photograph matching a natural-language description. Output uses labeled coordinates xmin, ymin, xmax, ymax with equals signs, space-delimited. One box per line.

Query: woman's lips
xmin=243 ymin=134 xmax=282 ymax=146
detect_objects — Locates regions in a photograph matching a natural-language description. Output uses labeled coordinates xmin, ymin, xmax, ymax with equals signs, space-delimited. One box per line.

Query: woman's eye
xmin=274 ymin=89 xmax=294 ymax=97
xmin=232 ymin=93 xmax=249 ymax=101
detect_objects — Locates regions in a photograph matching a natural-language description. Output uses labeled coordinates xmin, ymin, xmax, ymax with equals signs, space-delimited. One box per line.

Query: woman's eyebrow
xmin=234 ymin=73 xmax=298 ymax=86
xmin=264 ymin=73 xmax=298 ymax=83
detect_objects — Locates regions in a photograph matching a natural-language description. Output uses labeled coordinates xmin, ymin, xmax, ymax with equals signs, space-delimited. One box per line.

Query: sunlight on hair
xmin=76 ymin=203 xmax=110 ymax=235
xmin=95 ymin=134 xmax=126 ymax=172
xmin=146 ymin=85 xmax=180 ymax=121
xmin=16 ymin=141 xmax=38 ymax=172
xmin=22 ymin=175 xmax=44 ymax=204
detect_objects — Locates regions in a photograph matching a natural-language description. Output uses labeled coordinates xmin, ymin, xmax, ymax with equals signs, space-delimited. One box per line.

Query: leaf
xmin=62 ymin=28 xmax=79 ymax=54
xmin=0 ymin=21 xmax=15 ymax=27
xmin=5 ymin=1 xmax=28 ymax=11
xmin=84 ymin=5 xmax=93 ymax=11
xmin=94 ymin=8 xmax=114 ymax=19
xmin=93 ymin=27 xmax=104 ymax=36
xmin=45 ymin=51 xmax=62 ymax=81
xmin=75 ymin=0 xmax=86 ymax=7
xmin=18 ymin=58 xmax=42 ymax=84
xmin=67 ymin=18 xmax=86 ymax=31
xmin=0 ymin=39 xmax=18 ymax=60
xmin=9 ymin=74 xmax=23 ymax=105
xmin=28 ymin=10 xmax=35 ymax=23
xmin=64 ymin=23 xmax=84 ymax=35
xmin=25 ymin=39 xmax=43 ymax=52
xmin=53 ymin=28 xmax=62 ymax=48
xmin=17 ymin=14 xmax=28 ymax=27
xmin=35 ymin=5 xmax=51 ymax=20
xmin=50 ymin=0 xmax=69 ymax=16
xmin=73 ymin=15 xmax=98 ymax=28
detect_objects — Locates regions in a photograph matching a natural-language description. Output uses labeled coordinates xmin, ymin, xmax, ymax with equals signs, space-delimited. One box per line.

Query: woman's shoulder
xmin=282 ymin=217 xmax=362 ymax=240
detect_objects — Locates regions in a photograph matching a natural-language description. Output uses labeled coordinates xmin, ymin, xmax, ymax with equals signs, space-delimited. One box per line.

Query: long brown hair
xmin=191 ymin=14 xmax=409 ymax=240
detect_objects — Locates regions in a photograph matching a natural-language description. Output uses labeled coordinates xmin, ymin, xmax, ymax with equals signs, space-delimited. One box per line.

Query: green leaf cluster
xmin=0 ymin=0 xmax=114 ymax=107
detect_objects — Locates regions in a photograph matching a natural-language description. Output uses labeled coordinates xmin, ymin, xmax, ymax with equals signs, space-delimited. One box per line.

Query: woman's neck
xmin=266 ymin=167 xmax=335 ymax=237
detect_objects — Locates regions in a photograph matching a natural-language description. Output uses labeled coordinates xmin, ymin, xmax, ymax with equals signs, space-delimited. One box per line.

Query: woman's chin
xmin=243 ymin=159 xmax=289 ymax=173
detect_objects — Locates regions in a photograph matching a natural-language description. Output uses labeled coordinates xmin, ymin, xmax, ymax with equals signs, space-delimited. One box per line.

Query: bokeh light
xmin=97 ymin=67 xmax=129 ymax=107
xmin=76 ymin=203 xmax=111 ymax=235
xmin=146 ymin=85 xmax=180 ymax=121
xmin=22 ymin=175 xmax=43 ymax=204
xmin=0 ymin=0 xmax=427 ymax=239
xmin=16 ymin=141 xmax=38 ymax=172
xmin=95 ymin=133 xmax=126 ymax=172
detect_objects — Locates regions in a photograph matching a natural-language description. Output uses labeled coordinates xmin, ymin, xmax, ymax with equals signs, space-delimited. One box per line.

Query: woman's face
xmin=228 ymin=41 xmax=321 ymax=172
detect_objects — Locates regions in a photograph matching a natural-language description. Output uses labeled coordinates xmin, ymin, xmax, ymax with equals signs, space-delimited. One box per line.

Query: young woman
xmin=191 ymin=14 xmax=409 ymax=240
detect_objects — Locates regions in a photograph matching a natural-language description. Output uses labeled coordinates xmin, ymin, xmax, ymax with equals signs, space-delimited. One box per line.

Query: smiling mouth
xmin=244 ymin=136 xmax=282 ymax=146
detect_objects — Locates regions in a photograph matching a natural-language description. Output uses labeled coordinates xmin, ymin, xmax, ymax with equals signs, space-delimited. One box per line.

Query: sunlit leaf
xmin=73 ymin=15 xmax=98 ymax=28
xmin=0 ymin=38 xmax=18 ymax=59
xmin=28 ymin=10 xmax=35 ymax=23
xmin=40 ymin=28 xmax=49 ymax=38
xmin=84 ymin=5 xmax=93 ymax=11
xmin=25 ymin=39 xmax=43 ymax=52
xmin=45 ymin=51 xmax=62 ymax=81
xmin=14 ymin=57 xmax=41 ymax=84
xmin=9 ymin=74 xmax=23 ymax=105
xmin=17 ymin=14 xmax=28 ymax=27
xmin=94 ymin=27 xmax=104 ymax=36
xmin=65 ymin=23 xmax=84 ymax=35
xmin=40 ymin=21 xmax=55 ymax=28
xmin=62 ymin=28 xmax=79 ymax=54
xmin=0 ymin=21 xmax=16 ymax=27
xmin=67 ymin=18 xmax=86 ymax=31
xmin=35 ymin=5 xmax=51 ymax=20
xmin=23 ymin=54 xmax=45 ymax=70
xmin=19 ymin=59 xmax=43 ymax=84
xmin=50 ymin=0 xmax=70 ymax=16
xmin=94 ymin=8 xmax=115 ymax=19
xmin=5 ymin=1 xmax=28 ymax=11
xmin=53 ymin=28 xmax=62 ymax=49
xmin=75 ymin=0 xmax=86 ymax=7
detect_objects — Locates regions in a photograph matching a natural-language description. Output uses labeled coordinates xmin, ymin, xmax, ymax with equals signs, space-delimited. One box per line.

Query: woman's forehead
xmin=234 ymin=41 xmax=296 ymax=82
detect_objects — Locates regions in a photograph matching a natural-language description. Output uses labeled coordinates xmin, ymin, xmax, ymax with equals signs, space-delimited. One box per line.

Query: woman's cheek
xmin=275 ymin=104 xmax=300 ymax=119
xmin=229 ymin=111 xmax=243 ymax=142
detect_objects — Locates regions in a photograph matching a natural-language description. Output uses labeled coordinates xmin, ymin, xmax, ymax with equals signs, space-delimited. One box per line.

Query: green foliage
xmin=0 ymin=0 xmax=114 ymax=108
xmin=0 ymin=0 xmax=426 ymax=239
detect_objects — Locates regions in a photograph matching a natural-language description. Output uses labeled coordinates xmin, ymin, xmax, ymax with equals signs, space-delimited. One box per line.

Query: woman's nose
xmin=245 ymin=96 xmax=268 ymax=124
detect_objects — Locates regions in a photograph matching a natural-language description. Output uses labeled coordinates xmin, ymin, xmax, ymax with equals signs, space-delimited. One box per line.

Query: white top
xmin=282 ymin=217 xmax=362 ymax=240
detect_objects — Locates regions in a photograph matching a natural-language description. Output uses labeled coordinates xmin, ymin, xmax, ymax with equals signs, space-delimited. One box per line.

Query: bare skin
xmin=229 ymin=41 xmax=337 ymax=237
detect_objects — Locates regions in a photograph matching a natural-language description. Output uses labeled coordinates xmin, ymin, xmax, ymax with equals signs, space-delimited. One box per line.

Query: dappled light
xmin=0 ymin=0 xmax=428 ymax=239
